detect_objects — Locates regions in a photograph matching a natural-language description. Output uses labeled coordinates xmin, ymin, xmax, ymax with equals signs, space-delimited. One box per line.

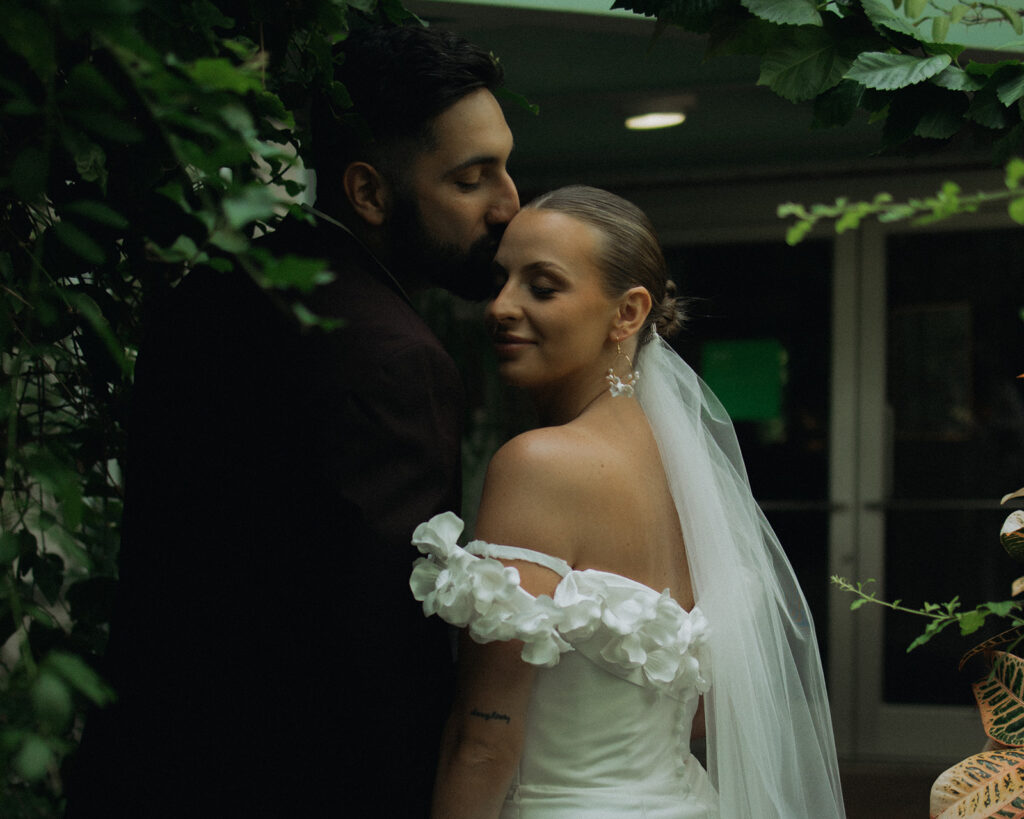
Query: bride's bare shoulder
xmin=475 ymin=426 xmax=610 ymax=562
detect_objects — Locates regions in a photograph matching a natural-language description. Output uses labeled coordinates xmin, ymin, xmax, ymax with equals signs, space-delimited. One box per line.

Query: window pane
xmin=884 ymin=228 xmax=1024 ymax=705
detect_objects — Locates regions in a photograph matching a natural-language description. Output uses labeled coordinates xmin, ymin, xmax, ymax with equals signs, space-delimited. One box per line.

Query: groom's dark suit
xmin=69 ymin=218 xmax=460 ymax=816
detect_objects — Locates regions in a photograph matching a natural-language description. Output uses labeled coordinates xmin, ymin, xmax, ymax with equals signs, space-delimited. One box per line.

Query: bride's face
xmin=486 ymin=208 xmax=620 ymax=393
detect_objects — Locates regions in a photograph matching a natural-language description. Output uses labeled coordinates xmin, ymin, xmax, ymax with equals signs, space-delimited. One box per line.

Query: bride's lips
xmin=492 ymin=332 xmax=534 ymax=357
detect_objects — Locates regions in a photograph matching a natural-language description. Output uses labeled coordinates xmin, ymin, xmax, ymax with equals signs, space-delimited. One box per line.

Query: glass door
xmin=839 ymin=220 xmax=1024 ymax=760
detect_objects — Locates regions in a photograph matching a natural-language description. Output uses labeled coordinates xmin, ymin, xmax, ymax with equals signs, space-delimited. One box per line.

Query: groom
xmin=67 ymin=25 xmax=518 ymax=817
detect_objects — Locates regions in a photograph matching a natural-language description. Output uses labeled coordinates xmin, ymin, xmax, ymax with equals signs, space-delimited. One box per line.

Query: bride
xmin=410 ymin=186 xmax=845 ymax=818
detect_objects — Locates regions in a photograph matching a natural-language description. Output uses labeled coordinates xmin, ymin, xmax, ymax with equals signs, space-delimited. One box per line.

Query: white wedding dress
xmin=410 ymin=335 xmax=846 ymax=818
xmin=410 ymin=512 xmax=719 ymax=817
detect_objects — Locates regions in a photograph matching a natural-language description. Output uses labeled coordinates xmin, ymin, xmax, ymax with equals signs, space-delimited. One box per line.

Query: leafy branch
xmin=831 ymin=575 xmax=1024 ymax=651
xmin=777 ymin=156 xmax=1024 ymax=242
xmin=615 ymin=0 xmax=1024 ymax=158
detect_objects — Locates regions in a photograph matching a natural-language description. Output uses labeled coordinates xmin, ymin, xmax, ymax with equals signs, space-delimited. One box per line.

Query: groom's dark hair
xmin=309 ymin=25 xmax=504 ymax=211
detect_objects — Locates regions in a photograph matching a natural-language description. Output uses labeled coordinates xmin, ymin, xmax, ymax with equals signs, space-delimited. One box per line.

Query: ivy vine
xmin=1 ymin=0 xmax=413 ymax=812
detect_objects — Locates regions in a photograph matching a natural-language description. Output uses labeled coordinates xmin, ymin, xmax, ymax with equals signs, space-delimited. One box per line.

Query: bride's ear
xmin=611 ymin=286 xmax=652 ymax=342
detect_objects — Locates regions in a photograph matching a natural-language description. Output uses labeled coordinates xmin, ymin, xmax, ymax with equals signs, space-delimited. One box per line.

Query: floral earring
xmin=606 ymin=341 xmax=639 ymax=398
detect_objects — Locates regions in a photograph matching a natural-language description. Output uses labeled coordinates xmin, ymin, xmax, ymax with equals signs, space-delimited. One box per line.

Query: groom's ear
xmin=612 ymin=286 xmax=653 ymax=341
xmin=342 ymin=161 xmax=391 ymax=227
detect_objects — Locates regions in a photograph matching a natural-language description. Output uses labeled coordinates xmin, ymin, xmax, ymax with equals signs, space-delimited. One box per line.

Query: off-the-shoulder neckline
xmin=465 ymin=539 xmax=694 ymax=615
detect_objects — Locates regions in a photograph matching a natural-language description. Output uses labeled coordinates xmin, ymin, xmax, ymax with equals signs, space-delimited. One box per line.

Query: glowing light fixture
xmin=625 ymin=111 xmax=686 ymax=130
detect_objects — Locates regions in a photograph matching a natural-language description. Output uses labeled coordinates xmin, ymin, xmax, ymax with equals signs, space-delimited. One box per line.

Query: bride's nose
xmin=485 ymin=279 xmax=520 ymax=325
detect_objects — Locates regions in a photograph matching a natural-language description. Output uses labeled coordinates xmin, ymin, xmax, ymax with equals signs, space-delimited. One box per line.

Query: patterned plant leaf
xmin=961 ymin=627 xmax=1024 ymax=671
xmin=1004 ymin=511 xmax=1024 ymax=563
xmin=975 ymin=652 xmax=1024 ymax=746
xmin=930 ymin=749 xmax=1024 ymax=818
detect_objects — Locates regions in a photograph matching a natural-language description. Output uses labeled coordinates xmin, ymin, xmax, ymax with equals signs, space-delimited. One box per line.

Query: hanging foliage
xmin=0 ymin=0 xmax=415 ymax=812
xmin=615 ymin=0 xmax=1024 ymax=235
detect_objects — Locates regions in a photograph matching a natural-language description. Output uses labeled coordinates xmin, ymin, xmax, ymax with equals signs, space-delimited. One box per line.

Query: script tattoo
xmin=470 ymin=707 xmax=511 ymax=724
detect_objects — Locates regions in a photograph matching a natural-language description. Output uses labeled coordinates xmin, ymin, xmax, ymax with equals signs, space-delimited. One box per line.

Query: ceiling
xmin=406 ymin=1 xmax=991 ymax=195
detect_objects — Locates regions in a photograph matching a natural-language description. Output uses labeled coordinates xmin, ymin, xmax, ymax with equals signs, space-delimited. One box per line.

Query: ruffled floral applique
xmin=410 ymin=512 xmax=711 ymax=692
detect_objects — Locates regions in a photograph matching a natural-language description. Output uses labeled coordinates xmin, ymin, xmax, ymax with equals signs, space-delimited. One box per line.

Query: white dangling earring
xmin=606 ymin=341 xmax=639 ymax=398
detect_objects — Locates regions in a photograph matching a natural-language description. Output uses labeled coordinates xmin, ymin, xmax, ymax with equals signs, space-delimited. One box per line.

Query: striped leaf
xmin=1003 ymin=511 xmax=1024 ymax=562
xmin=961 ymin=628 xmax=1024 ymax=671
xmin=975 ymin=652 xmax=1024 ymax=746
xmin=930 ymin=749 xmax=1024 ymax=818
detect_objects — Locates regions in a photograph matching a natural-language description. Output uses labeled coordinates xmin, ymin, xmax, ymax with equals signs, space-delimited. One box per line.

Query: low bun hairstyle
xmin=525 ymin=186 xmax=685 ymax=343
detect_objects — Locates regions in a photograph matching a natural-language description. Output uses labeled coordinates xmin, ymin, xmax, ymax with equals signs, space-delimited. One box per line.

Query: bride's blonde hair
xmin=525 ymin=185 xmax=685 ymax=343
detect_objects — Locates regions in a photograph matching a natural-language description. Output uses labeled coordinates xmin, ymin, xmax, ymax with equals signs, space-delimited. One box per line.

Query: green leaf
xmin=1008 ymin=195 xmax=1024 ymax=224
xmin=851 ymin=598 xmax=869 ymax=610
xmin=878 ymin=204 xmax=919 ymax=222
xmin=959 ymin=609 xmax=987 ymax=635
xmin=13 ymin=735 xmax=53 ymax=782
xmin=184 ymin=57 xmax=262 ymax=94
xmin=63 ymin=62 xmax=126 ymax=111
xmin=32 ymin=553 xmax=64 ymax=605
xmin=31 ymin=672 xmax=73 ymax=730
xmin=67 ymin=290 xmax=131 ymax=378
xmin=10 ymin=146 xmax=49 ymax=202
xmin=784 ymin=221 xmax=814 ymax=245
xmin=932 ymin=66 xmax=986 ymax=92
xmin=25 ymin=450 xmax=84 ymax=531
xmin=0 ymin=5 xmax=56 ymax=81
xmin=63 ymin=201 xmax=130 ymax=229
xmin=148 ymin=234 xmax=205 ymax=264
xmin=613 ymin=0 xmax=729 ymax=32
xmin=915 ymin=102 xmax=965 ymax=139
xmin=221 ymin=185 xmax=280 ymax=229
xmin=989 ymin=601 xmax=1019 ymax=618
xmin=812 ymin=79 xmax=863 ymax=128
xmin=964 ymin=59 xmax=1023 ymax=80
xmin=741 ymin=0 xmax=821 ymax=27
xmin=496 ymin=86 xmax=539 ymax=116
xmin=759 ymin=26 xmax=854 ymax=103
xmin=51 ymin=221 xmax=106 ymax=265
xmin=1006 ymin=157 xmax=1024 ymax=188
xmin=251 ymin=251 xmax=333 ymax=292
xmin=932 ymin=15 xmax=950 ymax=43
xmin=67 ymin=108 xmax=143 ymax=143
xmin=966 ymin=85 xmax=1012 ymax=129
xmin=64 ymin=133 xmax=109 ymax=190
xmin=993 ymin=5 xmax=1024 ymax=36
xmin=46 ymin=651 xmax=116 ymax=706
xmin=905 ymin=0 xmax=928 ymax=18
xmin=23 ymin=602 xmax=57 ymax=629
xmin=996 ymin=70 xmax=1024 ymax=107
xmin=861 ymin=0 xmax=918 ymax=36
xmin=845 ymin=52 xmax=952 ymax=91
xmin=0 ymin=533 xmax=20 ymax=566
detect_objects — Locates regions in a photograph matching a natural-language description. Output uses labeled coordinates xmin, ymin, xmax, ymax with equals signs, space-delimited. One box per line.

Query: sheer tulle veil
xmin=636 ymin=332 xmax=846 ymax=818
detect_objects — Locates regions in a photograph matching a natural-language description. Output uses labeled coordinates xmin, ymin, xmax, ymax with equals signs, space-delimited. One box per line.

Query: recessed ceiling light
xmin=625 ymin=112 xmax=686 ymax=130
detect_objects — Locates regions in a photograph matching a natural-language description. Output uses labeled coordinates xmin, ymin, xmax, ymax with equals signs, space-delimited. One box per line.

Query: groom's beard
xmin=386 ymin=196 xmax=502 ymax=301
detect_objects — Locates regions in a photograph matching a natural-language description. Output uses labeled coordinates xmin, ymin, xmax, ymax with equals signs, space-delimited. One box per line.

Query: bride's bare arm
xmin=431 ymin=634 xmax=536 ymax=818
xmin=430 ymin=434 xmax=572 ymax=818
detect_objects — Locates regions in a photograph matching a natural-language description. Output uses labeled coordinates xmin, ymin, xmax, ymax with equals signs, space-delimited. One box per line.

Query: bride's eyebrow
xmin=523 ymin=261 xmax=568 ymax=279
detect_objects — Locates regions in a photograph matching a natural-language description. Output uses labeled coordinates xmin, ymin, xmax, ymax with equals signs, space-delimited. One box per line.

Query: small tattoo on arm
xmin=470 ymin=707 xmax=511 ymax=724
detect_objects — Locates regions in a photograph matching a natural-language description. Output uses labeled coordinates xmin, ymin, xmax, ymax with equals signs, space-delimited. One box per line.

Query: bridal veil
xmin=636 ymin=333 xmax=845 ymax=818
